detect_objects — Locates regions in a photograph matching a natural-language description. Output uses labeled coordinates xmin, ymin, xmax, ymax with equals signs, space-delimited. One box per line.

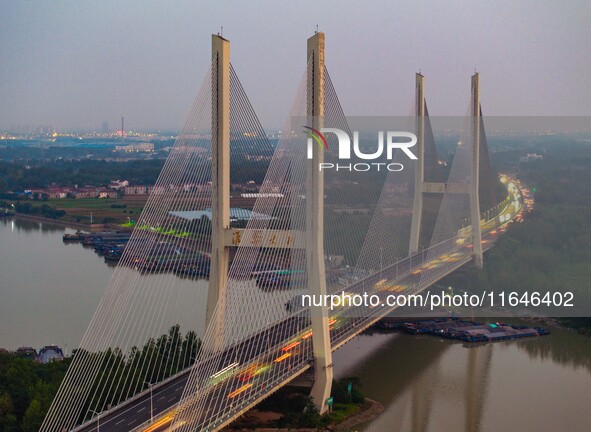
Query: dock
xmin=377 ymin=318 xmax=549 ymax=343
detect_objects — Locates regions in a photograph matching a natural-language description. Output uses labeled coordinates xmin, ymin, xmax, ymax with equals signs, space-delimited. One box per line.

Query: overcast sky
xmin=1 ymin=1 xmax=589 ymax=132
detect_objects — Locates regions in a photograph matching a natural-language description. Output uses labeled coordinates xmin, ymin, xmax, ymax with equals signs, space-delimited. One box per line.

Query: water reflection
xmin=39 ymin=220 xmax=66 ymax=233
xmin=0 ymin=216 xmax=66 ymax=234
xmin=514 ymin=326 xmax=591 ymax=373
xmin=464 ymin=344 xmax=492 ymax=432
xmin=333 ymin=330 xmax=449 ymax=407
xmin=0 ymin=218 xmax=297 ymax=354
xmin=0 ymin=219 xmax=110 ymax=350
xmin=333 ymin=332 xmax=493 ymax=432
xmin=335 ymin=330 xmax=591 ymax=432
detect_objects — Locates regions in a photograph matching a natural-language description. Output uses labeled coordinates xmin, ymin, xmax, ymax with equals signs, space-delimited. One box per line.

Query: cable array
xmin=41 ymin=51 xmax=503 ymax=431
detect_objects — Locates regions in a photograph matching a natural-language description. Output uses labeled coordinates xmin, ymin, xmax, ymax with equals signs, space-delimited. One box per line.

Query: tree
xmin=0 ymin=414 xmax=19 ymax=432
xmin=22 ymin=399 xmax=44 ymax=432
xmin=0 ymin=392 xmax=18 ymax=431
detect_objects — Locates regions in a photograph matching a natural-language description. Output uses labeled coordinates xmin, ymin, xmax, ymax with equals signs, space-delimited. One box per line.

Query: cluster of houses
xmin=114 ymin=142 xmax=155 ymax=152
xmin=19 ymin=179 xmax=265 ymax=199
xmin=26 ymin=186 xmax=120 ymax=199
xmin=124 ymin=182 xmax=213 ymax=195
xmin=21 ymin=180 xmax=127 ymax=199
xmin=519 ymin=153 xmax=544 ymax=163
xmin=5 ymin=345 xmax=66 ymax=363
xmin=124 ymin=181 xmax=262 ymax=196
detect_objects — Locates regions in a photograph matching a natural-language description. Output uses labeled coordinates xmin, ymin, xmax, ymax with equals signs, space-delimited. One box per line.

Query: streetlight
xmin=89 ymin=409 xmax=100 ymax=432
xmin=144 ymin=381 xmax=154 ymax=423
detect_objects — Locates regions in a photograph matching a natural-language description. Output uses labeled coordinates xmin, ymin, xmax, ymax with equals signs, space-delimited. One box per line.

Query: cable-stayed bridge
xmin=41 ymin=32 xmax=526 ymax=432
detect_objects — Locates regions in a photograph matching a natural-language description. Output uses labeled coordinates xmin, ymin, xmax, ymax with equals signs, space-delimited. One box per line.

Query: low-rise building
xmin=74 ymin=187 xmax=99 ymax=198
xmin=46 ymin=187 xmax=70 ymax=199
xmin=38 ymin=345 xmax=64 ymax=363
xmin=109 ymin=180 xmax=129 ymax=190
xmin=15 ymin=346 xmax=38 ymax=361
xmin=124 ymin=185 xmax=149 ymax=195
xmin=115 ymin=142 xmax=154 ymax=152
xmin=97 ymin=188 xmax=118 ymax=199
xmin=519 ymin=153 xmax=543 ymax=163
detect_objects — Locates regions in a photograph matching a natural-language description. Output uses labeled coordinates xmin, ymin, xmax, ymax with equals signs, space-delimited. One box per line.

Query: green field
xmin=38 ymin=198 xmax=145 ymax=224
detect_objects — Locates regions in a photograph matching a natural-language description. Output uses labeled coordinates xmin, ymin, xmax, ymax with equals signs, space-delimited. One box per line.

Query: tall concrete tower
xmin=206 ymin=34 xmax=231 ymax=348
xmin=409 ymin=72 xmax=426 ymax=255
xmin=306 ymin=31 xmax=333 ymax=415
xmin=470 ymin=73 xmax=483 ymax=267
xmin=121 ymin=116 xmax=125 ymax=143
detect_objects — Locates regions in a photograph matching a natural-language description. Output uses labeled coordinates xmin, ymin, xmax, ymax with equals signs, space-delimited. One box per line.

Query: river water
xmin=0 ymin=217 xmax=114 ymax=352
xmin=1 ymin=217 xmax=590 ymax=430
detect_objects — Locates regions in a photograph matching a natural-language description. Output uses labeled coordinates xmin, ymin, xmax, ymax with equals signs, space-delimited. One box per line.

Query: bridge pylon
xmin=206 ymin=34 xmax=231 ymax=349
xmin=306 ymin=31 xmax=334 ymax=415
xmin=409 ymin=72 xmax=426 ymax=255
xmin=470 ymin=72 xmax=484 ymax=267
xmin=205 ymin=31 xmax=334 ymax=412
xmin=408 ymin=72 xmax=484 ymax=267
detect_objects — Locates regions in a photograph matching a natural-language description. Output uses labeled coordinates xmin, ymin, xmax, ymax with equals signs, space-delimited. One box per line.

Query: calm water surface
xmin=1 ymin=217 xmax=590 ymax=431
xmin=0 ymin=218 xmax=114 ymax=351
xmin=333 ymin=327 xmax=591 ymax=431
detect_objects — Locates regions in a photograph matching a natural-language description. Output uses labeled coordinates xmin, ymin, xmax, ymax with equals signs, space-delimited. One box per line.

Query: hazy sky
xmin=1 ymin=1 xmax=589 ymax=131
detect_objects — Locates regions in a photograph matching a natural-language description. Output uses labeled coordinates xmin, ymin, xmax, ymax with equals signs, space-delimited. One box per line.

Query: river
xmin=1 ymin=216 xmax=590 ymax=431
xmin=332 ymin=319 xmax=591 ymax=431
xmin=0 ymin=217 xmax=114 ymax=352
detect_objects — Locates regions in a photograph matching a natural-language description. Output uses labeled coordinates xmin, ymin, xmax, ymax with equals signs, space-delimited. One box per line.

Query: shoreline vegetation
xmin=10 ymin=213 xmax=125 ymax=231
xmin=0 ymin=325 xmax=199 ymax=432
xmin=1 ymin=196 xmax=146 ymax=228
xmin=227 ymin=398 xmax=384 ymax=432
xmin=441 ymin=140 xmax=591 ymax=338
xmin=0 ymin=352 xmax=71 ymax=432
xmin=0 ymin=326 xmax=379 ymax=432
xmin=227 ymin=378 xmax=379 ymax=431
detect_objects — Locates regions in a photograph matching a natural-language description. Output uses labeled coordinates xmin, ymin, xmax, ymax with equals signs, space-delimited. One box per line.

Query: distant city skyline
xmin=1 ymin=1 xmax=589 ymax=132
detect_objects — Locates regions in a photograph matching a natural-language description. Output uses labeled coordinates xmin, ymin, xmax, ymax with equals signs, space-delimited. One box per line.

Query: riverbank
xmin=331 ymin=398 xmax=384 ymax=430
xmin=523 ymin=316 xmax=591 ymax=336
xmin=382 ymin=317 xmax=549 ymax=343
xmin=4 ymin=196 xmax=147 ymax=228
xmin=227 ymin=398 xmax=384 ymax=432
xmin=13 ymin=213 xmax=130 ymax=232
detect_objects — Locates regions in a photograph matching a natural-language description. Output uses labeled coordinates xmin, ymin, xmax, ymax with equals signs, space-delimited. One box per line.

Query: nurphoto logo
xmin=304 ymin=126 xmax=418 ymax=172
